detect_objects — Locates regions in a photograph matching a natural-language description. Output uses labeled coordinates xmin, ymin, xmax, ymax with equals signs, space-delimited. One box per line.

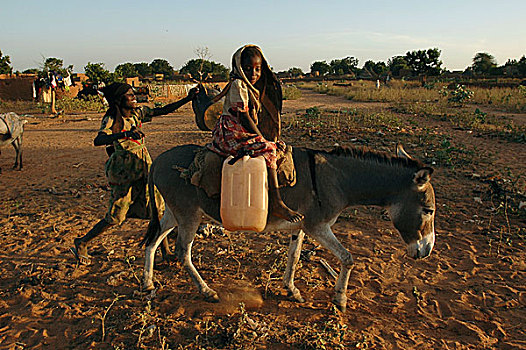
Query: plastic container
xmin=220 ymin=155 xmax=268 ymax=232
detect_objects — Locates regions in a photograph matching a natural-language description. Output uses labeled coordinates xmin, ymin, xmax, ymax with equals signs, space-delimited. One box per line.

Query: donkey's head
xmin=387 ymin=145 xmax=436 ymax=259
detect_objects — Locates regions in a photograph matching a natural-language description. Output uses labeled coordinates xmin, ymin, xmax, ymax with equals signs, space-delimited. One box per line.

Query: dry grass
xmin=303 ymin=81 xmax=526 ymax=112
xmin=0 ymin=97 xmax=105 ymax=114
xmin=470 ymin=86 xmax=526 ymax=112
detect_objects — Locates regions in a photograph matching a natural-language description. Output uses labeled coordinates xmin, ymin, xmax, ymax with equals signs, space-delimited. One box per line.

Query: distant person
xmin=206 ymin=45 xmax=303 ymax=223
xmin=71 ymin=82 xmax=198 ymax=264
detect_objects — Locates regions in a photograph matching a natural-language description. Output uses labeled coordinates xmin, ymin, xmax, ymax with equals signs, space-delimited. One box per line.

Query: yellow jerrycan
xmin=220 ymin=155 xmax=268 ymax=232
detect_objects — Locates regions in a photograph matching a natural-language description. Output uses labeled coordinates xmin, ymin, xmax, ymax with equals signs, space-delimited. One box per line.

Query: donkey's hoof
xmin=204 ymin=290 xmax=220 ymax=303
xmin=332 ymin=298 xmax=347 ymax=313
xmin=162 ymin=253 xmax=177 ymax=263
xmin=142 ymin=283 xmax=155 ymax=292
xmin=287 ymin=290 xmax=305 ymax=303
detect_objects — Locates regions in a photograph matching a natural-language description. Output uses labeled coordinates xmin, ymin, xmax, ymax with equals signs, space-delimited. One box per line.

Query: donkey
xmin=0 ymin=112 xmax=27 ymax=173
xmin=142 ymin=144 xmax=436 ymax=312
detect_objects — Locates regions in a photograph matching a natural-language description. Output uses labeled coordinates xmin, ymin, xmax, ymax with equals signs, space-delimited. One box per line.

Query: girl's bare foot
xmin=271 ymin=201 xmax=304 ymax=223
xmin=70 ymin=238 xmax=91 ymax=265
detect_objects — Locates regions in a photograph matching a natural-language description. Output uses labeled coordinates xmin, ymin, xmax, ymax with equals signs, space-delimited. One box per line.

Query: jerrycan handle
xmin=227 ymin=149 xmax=254 ymax=165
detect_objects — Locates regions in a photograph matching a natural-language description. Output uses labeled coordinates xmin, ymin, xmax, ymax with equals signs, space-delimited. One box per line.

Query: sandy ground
xmin=0 ymin=90 xmax=525 ymax=349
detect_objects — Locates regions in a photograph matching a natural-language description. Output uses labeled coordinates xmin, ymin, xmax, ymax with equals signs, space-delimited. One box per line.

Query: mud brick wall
xmin=0 ymin=75 xmax=35 ymax=100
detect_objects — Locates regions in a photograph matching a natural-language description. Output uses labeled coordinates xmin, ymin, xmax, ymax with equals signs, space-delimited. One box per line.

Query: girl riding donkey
xmin=71 ymin=82 xmax=198 ymax=264
xmin=207 ymin=45 xmax=303 ymax=223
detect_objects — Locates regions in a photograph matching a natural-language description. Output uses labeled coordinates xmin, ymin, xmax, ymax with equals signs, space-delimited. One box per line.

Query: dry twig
xmin=99 ymin=295 xmax=120 ymax=342
xmin=319 ymin=258 xmax=338 ymax=279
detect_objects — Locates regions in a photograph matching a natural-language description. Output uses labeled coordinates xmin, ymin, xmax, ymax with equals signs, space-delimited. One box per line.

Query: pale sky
xmin=1 ymin=0 xmax=525 ymax=73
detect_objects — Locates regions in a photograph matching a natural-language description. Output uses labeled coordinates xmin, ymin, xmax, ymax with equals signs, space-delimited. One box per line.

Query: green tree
xmin=329 ymin=56 xmax=359 ymax=75
xmin=40 ymin=57 xmax=73 ymax=76
xmin=472 ymin=52 xmax=497 ymax=75
xmin=149 ymin=59 xmax=175 ymax=79
xmin=43 ymin=57 xmax=64 ymax=72
xmin=22 ymin=68 xmax=39 ymax=74
xmin=363 ymin=60 xmax=388 ymax=77
xmin=310 ymin=60 xmax=330 ymax=76
xmin=404 ymin=48 xmax=443 ymax=76
xmin=84 ymin=62 xmax=119 ymax=84
xmin=115 ymin=62 xmax=138 ymax=78
xmin=287 ymin=67 xmax=304 ymax=77
xmin=133 ymin=62 xmax=152 ymax=77
xmin=179 ymin=59 xmax=229 ymax=80
xmin=387 ymin=55 xmax=410 ymax=77
xmin=0 ymin=50 xmax=13 ymax=74
xmin=518 ymin=56 xmax=526 ymax=76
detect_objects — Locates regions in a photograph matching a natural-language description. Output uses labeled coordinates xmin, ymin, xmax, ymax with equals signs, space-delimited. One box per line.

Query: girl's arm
xmin=235 ymin=109 xmax=264 ymax=138
xmin=150 ymin=87 xmax=199 ymax=117
xmin=93 ymin=127 xmax=144 ymax=146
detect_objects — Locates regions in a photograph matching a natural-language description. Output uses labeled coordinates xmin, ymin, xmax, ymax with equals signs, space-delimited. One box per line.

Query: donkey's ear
xmin=413 ymin=167 xmax=434 ymax=186
xmin=396 ymin=144 xmax=413 ymax=160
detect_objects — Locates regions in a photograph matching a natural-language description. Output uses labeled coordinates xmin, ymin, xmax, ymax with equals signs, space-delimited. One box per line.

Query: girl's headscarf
xmin=100 ymin=82 xmax=133 ymax=123
xmin=101 ymin=83 xmax=133 ymax=108
xmin=231 ymin=45 xmax=283 ymax=141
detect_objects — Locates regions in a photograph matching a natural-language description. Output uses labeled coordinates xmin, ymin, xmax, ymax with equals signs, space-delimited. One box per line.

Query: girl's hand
xmin=188 ymin=87 xmax=199 ymax=100
xmin=124 ymin=126 xmax=144 ymax=140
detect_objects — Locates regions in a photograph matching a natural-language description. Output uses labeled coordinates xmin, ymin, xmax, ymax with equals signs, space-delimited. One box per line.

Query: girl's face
xmin=120 ymin=88 xmax=137 ymax=109
xmin=242 ymin=55 xmax=262 ymax=85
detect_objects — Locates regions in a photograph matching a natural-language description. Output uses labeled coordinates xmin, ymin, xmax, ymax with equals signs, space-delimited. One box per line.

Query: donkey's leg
xmin=305 ymin=224 xmax=354 ymax=312
xmin=143 ymin=207 xmax=177 ymax=291
xmin=160 ymin=234 xmax=175 ymax=261
xmin=176 ymin=214 xmax=219 ymax=302
xmin=283 ymin=229 xmax=306 ymax=302
xmin=12 ymin=137 xmax=22 ymax=170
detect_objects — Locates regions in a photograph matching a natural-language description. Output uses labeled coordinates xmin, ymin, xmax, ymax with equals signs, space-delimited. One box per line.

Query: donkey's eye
xmin=423 ymin=208 xmax=434 ymax=215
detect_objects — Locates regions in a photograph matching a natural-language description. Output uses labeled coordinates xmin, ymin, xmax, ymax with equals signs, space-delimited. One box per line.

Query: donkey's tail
xmin=140 ymin=165 xmax=161 ymax=247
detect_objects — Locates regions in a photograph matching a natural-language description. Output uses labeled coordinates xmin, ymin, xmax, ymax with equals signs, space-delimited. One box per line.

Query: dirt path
xmin=0 ymin=93 xmax=524 ymax=349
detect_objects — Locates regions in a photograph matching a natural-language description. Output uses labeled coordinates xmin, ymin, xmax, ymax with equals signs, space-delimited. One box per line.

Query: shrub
xmin=447 ymin=84 xmax=474 ymax=105
xmin=282 ymin=85 xmax=302 ymax=100
xmin=56 ymin=96 xmax=106 ymax=113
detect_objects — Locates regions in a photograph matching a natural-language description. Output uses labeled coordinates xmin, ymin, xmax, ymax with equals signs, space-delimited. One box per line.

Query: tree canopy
xmin=329 ymin=57 xmax=359 ymax=75
xmin=179 ymin=59 xmax=229 ymax=80
xmin=287 ymin=67 xmax=304 ymax=77
xmin=310 ymin=60 xmax=330 ymax=76
xmin=404 ymin=48 xmax=443 ymax=76
xmin=149 ymin=59 xmax=175 ymax=79
xmin=115 ymin=63 xmax=138 ymax=78
xmin=472 ymin=52 xmax=497 ymax=75
xmin=363 ymin=60 xmax=388 ymax=77
xmin=503 ymin=56 xmax=526 ymax=76
xmin=133 ymin=63 xmax=152 ymax=78
xmin=84 ymin=62 xmax=119 ymax=84
xmin=40 ymin=57 xmax=73 ymax=77
xmin=0 ymin=50 xmax=13 ymax=74
xmin=387 ymin=56 xmax=410 ymax=77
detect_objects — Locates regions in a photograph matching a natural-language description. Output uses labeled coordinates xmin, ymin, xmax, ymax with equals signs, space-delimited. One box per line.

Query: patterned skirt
xmin=206 ymin=114 xmax=280 ymax=169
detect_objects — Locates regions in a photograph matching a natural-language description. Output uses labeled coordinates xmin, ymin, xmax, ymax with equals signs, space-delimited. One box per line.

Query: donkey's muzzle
xmin=192 ymin=84 xmax=223 ymax=131
xmin=407 ymin=231 xmax=435 ymax=259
